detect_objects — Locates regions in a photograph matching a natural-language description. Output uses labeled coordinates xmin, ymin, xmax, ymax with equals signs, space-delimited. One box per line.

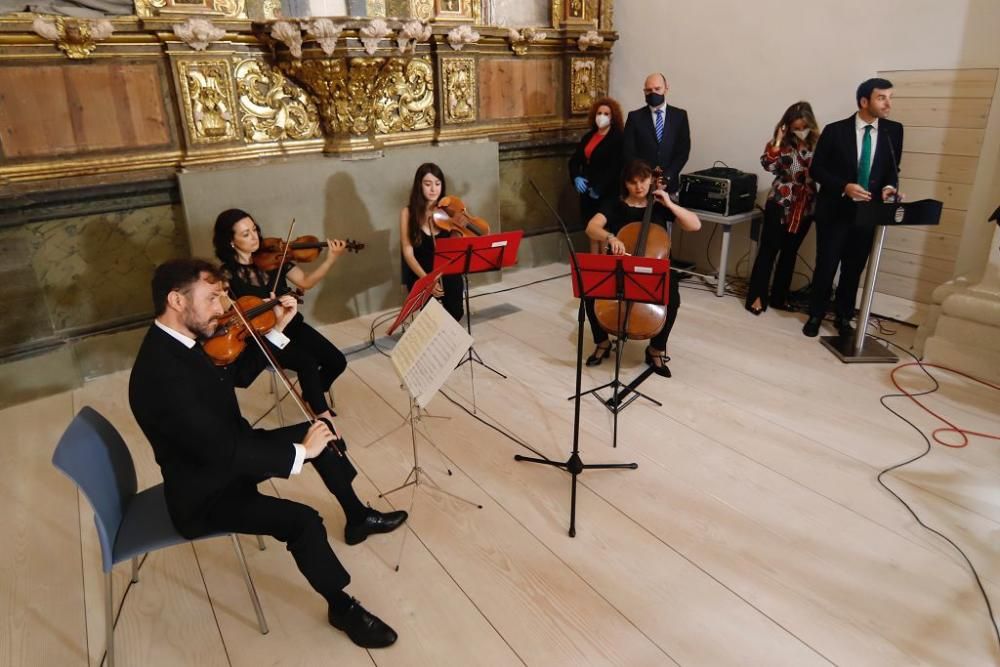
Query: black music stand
xmin=514 ymin=182 xmax=637 ymax=538
xmin=821 ymin=198 xmax=942 ymax=363
xmin=434 ymin=231 xmax=523 ymax=411
xmin=569 ymin=254 xmax=671 ymax=449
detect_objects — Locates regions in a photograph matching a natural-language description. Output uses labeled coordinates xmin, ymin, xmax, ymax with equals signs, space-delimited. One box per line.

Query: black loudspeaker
xmin=679 ymin=167 xmax=757 ymax=216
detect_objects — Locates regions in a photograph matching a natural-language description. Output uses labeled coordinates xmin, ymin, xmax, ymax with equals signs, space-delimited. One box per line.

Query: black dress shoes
xmin=802 ymin=316 xmax=822 ymax=337
xmin=834 ymin=316 xmax=854 ymax=337
xmin=329 ymin=598 xmax=398 ymax=648
xmin=344 ymin=509 xmax=408 ymax=545
xmin=586 ymin=342 xmax=612 ymax=366
xmin=644 ymin=347 xmax=672 ymax=378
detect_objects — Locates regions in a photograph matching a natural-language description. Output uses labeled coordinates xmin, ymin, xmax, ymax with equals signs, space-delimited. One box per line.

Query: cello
xmin=594 ymin=167 xmax=671 ymax=340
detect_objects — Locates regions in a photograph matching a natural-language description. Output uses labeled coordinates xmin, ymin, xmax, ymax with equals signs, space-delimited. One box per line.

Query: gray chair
xmin=52 ymin=406 xmax=269 ymax=667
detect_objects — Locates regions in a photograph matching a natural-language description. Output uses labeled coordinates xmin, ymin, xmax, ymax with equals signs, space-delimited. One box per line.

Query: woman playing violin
xmin=213 ymin=208 xmax=347 ymax=421
xmin=584 ymin=160 xmax=701 ymax=376
xmin=399 ymin=163 xmax=465 ymax=322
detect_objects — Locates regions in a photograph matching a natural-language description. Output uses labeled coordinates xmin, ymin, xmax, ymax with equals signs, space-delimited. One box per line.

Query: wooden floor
xmin=2 ymin=263 xmax=998 ymax=666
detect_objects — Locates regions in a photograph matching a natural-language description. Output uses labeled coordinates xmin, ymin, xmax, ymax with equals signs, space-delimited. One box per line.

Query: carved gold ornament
xmin=373 ymin=57 xmax=435 ymax=133
xmin=441 ymin=57 xmax=475 ymax=124
xmin=569 ymin=0 xmax=584 ymax=17
xmin=571 ymin=58 xmax=596 ymax=114
xmin=506 ymin=26 xmax=546 ymax=56
xmin=235 ymin=59 xmax=321 ymax=142
xmin=213 ymin=0 xmax=247 ymax=19
xmin=134 ymin=0 xmax=167 ymax=18
xmin=32 ymin=16 xmax=114 ymax=59
xmin=262 ymin=0 xmax=282 ymax=20
xmin=173 ymin=18 xmax=225 ymax=51
xmin=177 ymin=60 xmax=239 ymax=143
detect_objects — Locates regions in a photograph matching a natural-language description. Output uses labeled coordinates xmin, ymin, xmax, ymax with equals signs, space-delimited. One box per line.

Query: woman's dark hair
xmin=587 ymin=96 xmax=624 ymax=132
xmin=774 ymin=101 xmax=820 ymax=151
xmin=622 ymin=159 xmax=653 ymax=184
xmin=151 ymin=258 xmax=223 ymax=316
xmin=406 ymin=163 xmax=447 ymax=247
xmin=212 ymin=208 xmax=261 ymax=268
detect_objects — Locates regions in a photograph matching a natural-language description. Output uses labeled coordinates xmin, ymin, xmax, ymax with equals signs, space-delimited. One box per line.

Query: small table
xmin=685 ymin=208 xmax=761 ymax=296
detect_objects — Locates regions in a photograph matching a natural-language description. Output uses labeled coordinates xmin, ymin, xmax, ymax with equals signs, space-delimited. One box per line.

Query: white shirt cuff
xmin=265 ymin=329 xmax=291 ymax=349
xmin=290 ymin=444 xmax=306 ymax=475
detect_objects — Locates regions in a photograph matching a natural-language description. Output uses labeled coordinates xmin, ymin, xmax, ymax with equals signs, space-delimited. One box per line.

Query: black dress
xmin=584 ymin=199 xmax=681 ymax=351
xmin=402 ymin=227 xmax=464 ymax=322
xmin=224 ymin=261 xmax=347 ymax=416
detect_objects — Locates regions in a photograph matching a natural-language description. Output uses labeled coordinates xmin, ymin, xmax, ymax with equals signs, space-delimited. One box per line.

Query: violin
xmin=202 ymin=294 xmax=295 ymax=366
xmin=253 ymin=235 xmax=365 ymax=272
xmin=432 ymin=196 xmax=491 ymax=237
xmin=594 ymin=167 xmax=672 ymax=340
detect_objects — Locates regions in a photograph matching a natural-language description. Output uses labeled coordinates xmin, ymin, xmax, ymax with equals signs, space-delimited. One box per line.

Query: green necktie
xmin=857 ymin=124 xmax=873 ymax=189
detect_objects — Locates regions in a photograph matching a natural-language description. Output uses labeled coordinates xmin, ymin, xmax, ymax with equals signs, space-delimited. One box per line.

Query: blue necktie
xmin=654 ymin=109 xmax=664 ymax=143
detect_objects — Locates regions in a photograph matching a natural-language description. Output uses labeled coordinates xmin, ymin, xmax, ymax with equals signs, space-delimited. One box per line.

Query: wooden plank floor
xmin=2 ymin=263 xmax=998 ymax=666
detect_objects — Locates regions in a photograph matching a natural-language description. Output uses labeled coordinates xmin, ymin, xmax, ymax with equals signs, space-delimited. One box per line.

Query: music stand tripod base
xmin=820 ymin=334 xmax=898 ymax=363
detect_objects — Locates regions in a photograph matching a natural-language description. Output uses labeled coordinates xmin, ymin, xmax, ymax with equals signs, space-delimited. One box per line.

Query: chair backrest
xmin=52 ymin=406 xmax=138 ymax=572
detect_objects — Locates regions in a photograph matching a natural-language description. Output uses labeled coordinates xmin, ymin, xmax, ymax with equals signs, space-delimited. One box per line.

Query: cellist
xmin=128 ymin=258 xmax=407 ymax=649
xmin=584 ymin=159 xmax=702 ymax=375
xmin=399 ymin=163 xmax=465 ymax=321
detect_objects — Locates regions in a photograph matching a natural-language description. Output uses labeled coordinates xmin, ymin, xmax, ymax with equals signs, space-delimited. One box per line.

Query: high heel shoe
xmin=644 ymin=346 xmax=671 ymax=378
xmin=586 ymin=342 xmax=612 ymax=367
xmin=745 ymin=297 xmax=764 ymax=316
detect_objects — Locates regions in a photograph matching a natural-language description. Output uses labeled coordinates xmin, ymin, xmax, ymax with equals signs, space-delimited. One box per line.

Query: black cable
xmin=468 ymin=272 xmax=570 ymax=299
xmin=437 ymin=388 xmax=552 ymax=461
xmin=870 ymin=334 xmax=1000 ymax=649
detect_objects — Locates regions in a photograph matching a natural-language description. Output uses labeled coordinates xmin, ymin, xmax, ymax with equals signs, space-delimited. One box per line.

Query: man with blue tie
xmin=622 ymin=72 xmax=691 ymax=195
xmin=802 ymin=78 xmax=904 ymax=337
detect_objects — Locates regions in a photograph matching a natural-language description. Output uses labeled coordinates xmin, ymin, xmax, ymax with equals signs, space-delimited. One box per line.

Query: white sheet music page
xmin=390 ymin=299 xmax=473 ymax=408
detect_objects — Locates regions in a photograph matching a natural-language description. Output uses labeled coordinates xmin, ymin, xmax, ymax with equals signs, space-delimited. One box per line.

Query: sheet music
xmin=390 ymin=299 xmax=473 ymax=407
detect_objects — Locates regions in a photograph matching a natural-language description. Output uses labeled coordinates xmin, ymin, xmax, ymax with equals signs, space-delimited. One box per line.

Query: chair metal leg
xmin=230 ymin=535 xmax=268 ymax=634
xmin=131 ymin=557 xmax=139 ymax=583
xmin=256 ymin=535 xmax=266 ymax=551
xmin=105 ymin=572 xmax=115 ymax=667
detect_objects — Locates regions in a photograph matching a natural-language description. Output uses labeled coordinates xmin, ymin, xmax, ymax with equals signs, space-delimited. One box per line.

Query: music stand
xmin=569 ymin=254 xmax=671 ymax=448
xmin=434 ymin=231 xmax=523 ymax=411
xmin=820 ymin=198 xmax=942 ymax=362
xmin=514 ymin=181 xmax=637 ymax=538
xmin=387 ymin=262 xmax=454 ymax=336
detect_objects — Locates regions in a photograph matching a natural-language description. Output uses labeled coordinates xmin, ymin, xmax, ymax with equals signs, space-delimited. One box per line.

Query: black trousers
xmin=202 ymin=426 xmax=366 ymax=605
xmin=272 ymin=317 xmax=347 ymax=415
xmin=746 ymin=201 xmax=812 ymax=309
xmin=406 ymin=273 xmax=464 ymax=322
xmin=585 ymin=268 xmax=681 ymax=351
xmin=808 ymin=216 xmax=875 ymax=320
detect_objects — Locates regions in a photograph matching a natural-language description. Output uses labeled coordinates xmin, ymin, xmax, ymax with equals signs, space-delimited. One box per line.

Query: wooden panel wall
xmin=0 ymin=62 xmax=171 ymax=159
xmin=874 ymin=68 xmax=997 ymax=321
xmin=478 ymin=58 xmax=559 ymax=120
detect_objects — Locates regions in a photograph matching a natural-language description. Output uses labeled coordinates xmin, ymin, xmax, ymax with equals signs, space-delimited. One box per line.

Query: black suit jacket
xmin=129 ymin=325 xmax=303 ymax=538
xmin=811 ymin=114 xmax=904 ymax=225
xmin=568 ymin=127 xmax=624 ymax=200
xmin=622 ymin=104 xmax=691 ymax=192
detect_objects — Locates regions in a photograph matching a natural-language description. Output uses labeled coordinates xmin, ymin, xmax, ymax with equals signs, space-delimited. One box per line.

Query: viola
xmin=253 ymin=235 xmax=365 ymax=272
xmin=432 ymin=196 xmax=491 ymax=237
xmin=202 ymin=294 xmax=288 ymax=366
xmin=594 ymin=167 xmax=672 ymax=340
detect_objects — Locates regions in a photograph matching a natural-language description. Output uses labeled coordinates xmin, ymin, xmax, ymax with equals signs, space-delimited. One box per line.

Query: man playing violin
xmin=129 ymin=258 xmax=407 ymax=649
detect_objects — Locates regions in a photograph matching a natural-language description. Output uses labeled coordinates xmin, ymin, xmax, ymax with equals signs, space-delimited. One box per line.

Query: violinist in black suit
xmin=803 ymin=78 xmax=904 ymax=337
xmin=622 ymin=72 xmax=691 ymax=194
xmin=128 ymin=258 xmax=406 ymax=648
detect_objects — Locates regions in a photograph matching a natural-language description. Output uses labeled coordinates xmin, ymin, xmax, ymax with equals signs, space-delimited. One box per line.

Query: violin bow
xmin=226 ymin=294 xmax=346 ymax=456
xmin=271 ymin=218 xmax=296 ymax=296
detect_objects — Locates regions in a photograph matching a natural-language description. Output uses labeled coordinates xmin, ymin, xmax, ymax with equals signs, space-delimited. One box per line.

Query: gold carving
xmin=177 ymin=60 xmax=239 ymax=143
xmin=235 ymin=59 xmax=321 ymax=142
xmin=600 ymin=0 xmax=613 ymax=29
xmin=31 ymin=16 xmax=114 ymax=59
xmin=506 ymin=27 xmax=546 ymax=57
xmin=571 ymin=57 xmax=596 ymax=114
xmin=261 ymin=0 xmax=281 ymax=19
xmin=134 ymin=0 xmax=167 ymax=18
xmin=441 ymin=57 xmax=475 ymax=124
xmin=569 ymin=0 xmax=583 ymax=17
xmin=367 ymin=0 xmax=387 ymax=15
xmin=412 ymin=0 xmax=434 ymax=21
xmin=373 ymin=57 xmax=435 ymax=133
xmin=551 ymin=0 xmax=561 ymax=28
xmin=213 ymin=0 xmax=247 ymax=19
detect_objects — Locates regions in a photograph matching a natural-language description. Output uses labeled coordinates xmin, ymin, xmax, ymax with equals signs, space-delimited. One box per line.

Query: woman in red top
xmin=747 ymin=101 xmax=819 ymax=314
xmin=569 ymin=96 xmax=625 ymax=365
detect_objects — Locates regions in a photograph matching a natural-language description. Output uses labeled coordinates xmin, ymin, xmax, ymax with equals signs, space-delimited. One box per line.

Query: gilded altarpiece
xmin=234 ymin=58 xmax=322 ymax=142
xmin=440 ymin=57 xmax=476 ymax=124
xmin=175 ymin=58 xmax=241 ymax=144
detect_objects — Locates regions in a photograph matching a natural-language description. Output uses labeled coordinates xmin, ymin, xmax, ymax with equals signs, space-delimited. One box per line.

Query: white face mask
xmin=595 ymin=114 xmax=611 ymax=129
xmin=793 ymin=129 xmax=810 ymax=141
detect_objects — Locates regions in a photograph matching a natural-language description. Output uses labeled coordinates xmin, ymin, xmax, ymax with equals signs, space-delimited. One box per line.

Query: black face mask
xmin=645 ymin=92 xmax=665 ymax=107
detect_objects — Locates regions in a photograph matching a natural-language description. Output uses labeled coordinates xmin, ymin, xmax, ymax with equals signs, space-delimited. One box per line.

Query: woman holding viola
xmin=213 ymin=208 xmax=347 ymax=421
xmin=399 ymin=162 xmax=464 ymax=321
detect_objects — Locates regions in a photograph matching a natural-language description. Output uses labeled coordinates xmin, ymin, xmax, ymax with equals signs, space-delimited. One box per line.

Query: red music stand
xmin=387 ymin=262 xmax=456 ymax=336
xmin=433 ymin=231 xmax=524 ymax=393
xmin=570 ymin=253 xmax=671 ymax=449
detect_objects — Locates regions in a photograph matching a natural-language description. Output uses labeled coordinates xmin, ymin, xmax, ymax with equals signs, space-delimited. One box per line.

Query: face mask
xmin=793 ymin=129 xmax=810 ymax=141
xmin=595 ymin=114 xmax=611 ymax=129
xmin=645 ymin=92 xmax=665 ymax=108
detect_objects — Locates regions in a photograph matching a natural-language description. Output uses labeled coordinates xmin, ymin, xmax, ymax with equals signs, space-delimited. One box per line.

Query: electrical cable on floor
xmin=869 ymin=334 xmax=1000 ymax=649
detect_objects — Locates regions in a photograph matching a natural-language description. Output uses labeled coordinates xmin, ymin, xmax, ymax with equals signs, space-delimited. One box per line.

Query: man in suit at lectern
xmin=622 ymin=72 xmax=691 ymax=195
xmin=803 ymin=78 xmax=903 ymax=338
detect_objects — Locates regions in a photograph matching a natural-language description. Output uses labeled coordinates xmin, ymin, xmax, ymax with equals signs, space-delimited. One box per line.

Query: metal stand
xmin=379 ymin=396 xmax=482 ymax=569
xmin=456 ymin=273 xmax=506 ymax=414
xmin=820 ymin=225 xmax=898 ymax=363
